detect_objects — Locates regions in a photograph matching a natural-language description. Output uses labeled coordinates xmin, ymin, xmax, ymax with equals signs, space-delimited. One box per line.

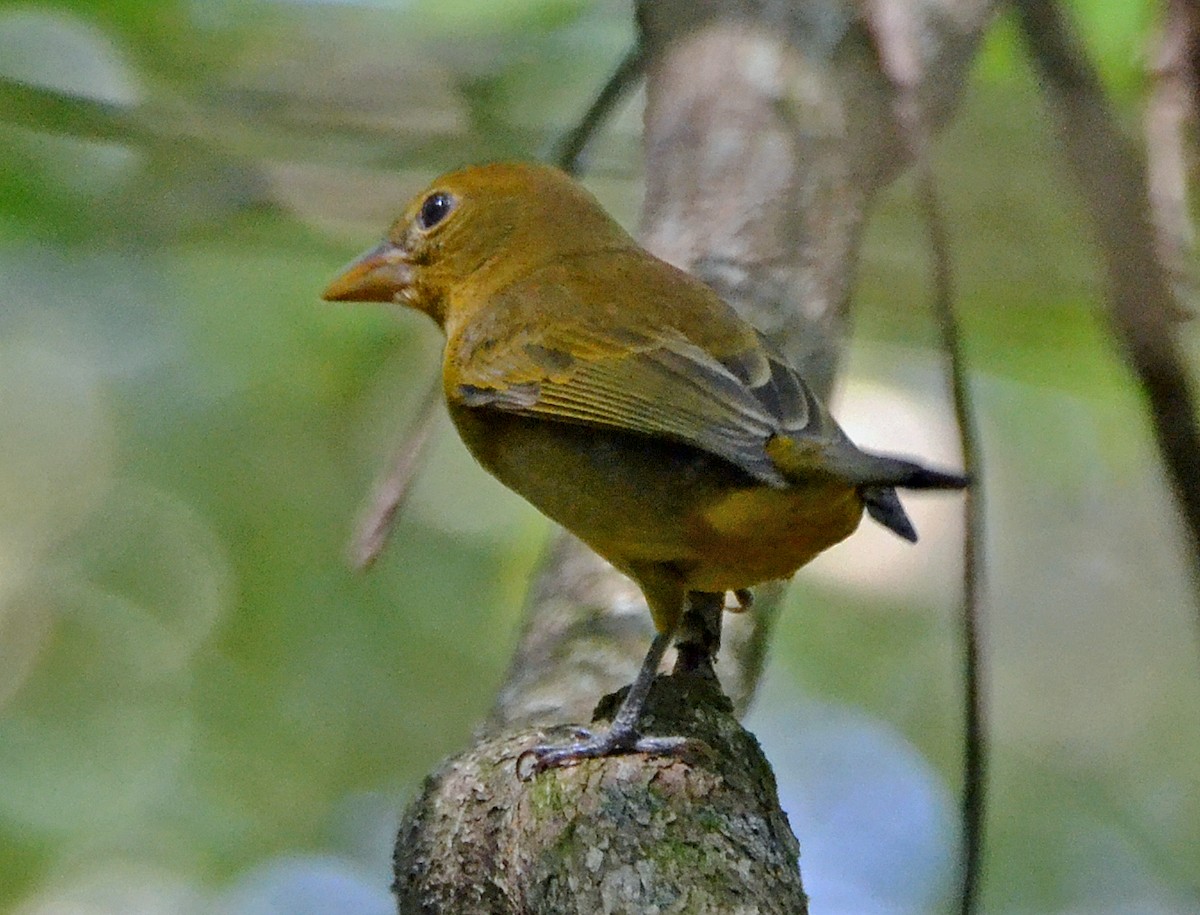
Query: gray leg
xmin=522 ymin=629 xmax=686 ymax=775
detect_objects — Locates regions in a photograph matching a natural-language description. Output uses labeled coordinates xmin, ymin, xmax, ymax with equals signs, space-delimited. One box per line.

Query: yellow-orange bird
xmin=324 ymin=162 xmax=966 ymax=771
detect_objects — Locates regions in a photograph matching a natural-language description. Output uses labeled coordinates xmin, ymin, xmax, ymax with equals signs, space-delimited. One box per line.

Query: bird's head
xmin=322 ymin=161 xmax=633 ymax=327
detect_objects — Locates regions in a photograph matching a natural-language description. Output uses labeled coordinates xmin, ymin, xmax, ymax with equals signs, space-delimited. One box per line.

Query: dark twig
xmin=350 ymin=375 xmax=443 ymax=570
xmin=550 ymin=45 xmax=646 ymax=175
xmin=1014 ymin=0 xmax=1200 ymax=614
xmin=861 ymin=6 xmax=989 ymax=911
xmin=915 ymin=166 xmax=988 ymax=915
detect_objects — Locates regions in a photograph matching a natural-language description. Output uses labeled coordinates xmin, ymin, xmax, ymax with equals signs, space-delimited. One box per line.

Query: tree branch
xmin=396 ymin=676 xmax=807 ymax=914
xmin=395 ymin=1 xmax=997 ymax=910
xmin=1015 ymin=0 xmax=1200 ymax=612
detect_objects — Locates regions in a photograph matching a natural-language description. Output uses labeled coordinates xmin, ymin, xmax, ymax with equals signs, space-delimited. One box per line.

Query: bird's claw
xmin=516 ymin=729 xmax=690 ymax=780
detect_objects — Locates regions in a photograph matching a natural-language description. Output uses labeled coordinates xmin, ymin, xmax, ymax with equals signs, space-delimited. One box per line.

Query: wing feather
xmin=446 ymin=277 xmax=827 ymax=486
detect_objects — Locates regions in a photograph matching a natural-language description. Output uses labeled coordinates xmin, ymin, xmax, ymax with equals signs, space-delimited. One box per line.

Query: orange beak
xmin=322 ymin=241 xmax=413 ymax=303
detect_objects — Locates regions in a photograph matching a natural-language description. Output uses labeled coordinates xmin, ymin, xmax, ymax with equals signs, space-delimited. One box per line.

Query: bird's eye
xmin=416 ymin=191 xmax=455 ymax=230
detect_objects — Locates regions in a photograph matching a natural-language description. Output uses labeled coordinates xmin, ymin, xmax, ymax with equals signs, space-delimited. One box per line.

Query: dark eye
xmin=417 ymin=191 xmax=455 ymax=230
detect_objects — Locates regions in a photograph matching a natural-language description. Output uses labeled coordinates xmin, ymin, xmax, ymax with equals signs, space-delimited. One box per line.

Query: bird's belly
xmin=684 ymin=484 xmax=863 ymax=591
xmin=451 ymin=406 xmax=719 ymax=552
xmin=449 ymin=405 xmax=863 ymax=591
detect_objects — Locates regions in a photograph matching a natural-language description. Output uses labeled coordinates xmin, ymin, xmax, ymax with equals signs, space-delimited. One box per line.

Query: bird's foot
xmin=516 ymin=724 xmax=689 ymax=780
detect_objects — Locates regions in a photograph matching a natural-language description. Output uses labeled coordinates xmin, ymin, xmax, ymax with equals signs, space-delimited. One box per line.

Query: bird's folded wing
xmin=450 ymin=303 xmax=825 ymax=487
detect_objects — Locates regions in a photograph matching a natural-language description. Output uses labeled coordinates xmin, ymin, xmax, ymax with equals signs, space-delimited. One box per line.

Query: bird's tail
xmin=804 ymin=444 xmax=968 ymax=543
xmin=862 ymin=486 xmax=919 ymax=542
xmin=850 ymin=451 xmax=968 ymax=543
xmin=846 ymin=451 xmax=969 ymax=491
xmin=766 ymin=435 xmax=969 ymax=542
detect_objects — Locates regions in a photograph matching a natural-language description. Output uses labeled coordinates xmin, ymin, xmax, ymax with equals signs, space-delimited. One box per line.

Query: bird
xmin=323 ymin=161 xmax=967 ymax=773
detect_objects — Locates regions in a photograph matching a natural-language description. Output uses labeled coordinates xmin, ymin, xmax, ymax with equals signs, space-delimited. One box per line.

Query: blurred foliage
xmin=0 ymin=1 xmax=1196 ymax=914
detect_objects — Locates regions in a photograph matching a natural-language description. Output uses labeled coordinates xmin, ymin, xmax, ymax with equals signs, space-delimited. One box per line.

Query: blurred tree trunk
xmin=393 ymin=1 xmax=995 ymax=912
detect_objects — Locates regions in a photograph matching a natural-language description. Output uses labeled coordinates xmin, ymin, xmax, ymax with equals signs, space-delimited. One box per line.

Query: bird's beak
xmin=322 ymin=241 xmax=413 ymax=303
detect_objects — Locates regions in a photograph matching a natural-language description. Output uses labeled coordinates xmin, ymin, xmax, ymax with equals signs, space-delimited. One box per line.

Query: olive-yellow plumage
xmin=324 ymin=161 xmax=966 ymax=769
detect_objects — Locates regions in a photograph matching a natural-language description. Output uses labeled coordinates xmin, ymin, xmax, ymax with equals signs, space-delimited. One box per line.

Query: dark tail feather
xmin=775 ymin=440 xmax=968 ymax=540
xmin=863 ymin=486 xmax=919 ymax=542
xmin=832 ymin=448 xmax=969 ymax=491
xmin=897 ymin=463 xmax=969 ymax=489
xmin=853 ymin=452 xmax=968 ymax=542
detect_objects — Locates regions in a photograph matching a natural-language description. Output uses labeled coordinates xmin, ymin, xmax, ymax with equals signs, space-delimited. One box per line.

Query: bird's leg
xmin=521 ymin=628 xmax=687 ymax=776
xmin=672 ymin=590 xmax=725 ymax=677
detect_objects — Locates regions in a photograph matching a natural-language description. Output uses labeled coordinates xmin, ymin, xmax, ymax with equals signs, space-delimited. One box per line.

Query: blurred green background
xmin=0 ymin=1 xmax=1197 ymax=912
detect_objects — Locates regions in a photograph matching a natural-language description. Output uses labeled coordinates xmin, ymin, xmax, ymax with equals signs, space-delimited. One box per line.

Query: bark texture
xmin=395 ymin=2 xmax=995 ymax=912
xmin=397 ymin=676 xmax=805 ymax=914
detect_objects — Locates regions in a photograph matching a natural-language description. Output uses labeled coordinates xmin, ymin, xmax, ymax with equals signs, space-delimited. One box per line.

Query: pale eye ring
xmin=416 ymin=191 xmax=456 ymax=230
